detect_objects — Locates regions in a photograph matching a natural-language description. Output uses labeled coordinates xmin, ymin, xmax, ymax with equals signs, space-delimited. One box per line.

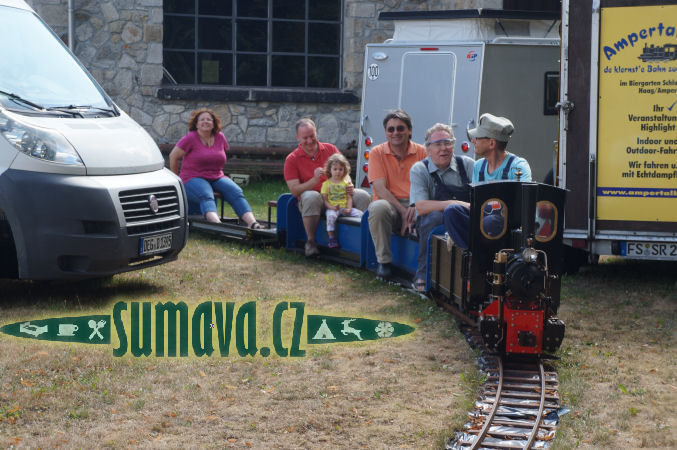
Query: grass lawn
xmin=0 ymin=179 xmax=675 ymax=448
xmin=553 ymin=259 xmax=676 ymax=448
xmin=0 ymin=233 xmax=478 ymax=448
xmin=217 ymin=177 xmax=289 ymax=221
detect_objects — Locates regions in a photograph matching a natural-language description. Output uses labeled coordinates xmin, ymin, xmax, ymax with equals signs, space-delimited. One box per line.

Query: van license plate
xmin=624 ymin=241 xmax=677 ymax=260
xmin=139 ymin=233 xmax=172 ymax=255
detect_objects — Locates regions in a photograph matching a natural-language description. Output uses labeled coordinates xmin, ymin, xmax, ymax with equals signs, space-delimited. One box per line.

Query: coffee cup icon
xmin=58 ymin=324 xmax=78 ymax=336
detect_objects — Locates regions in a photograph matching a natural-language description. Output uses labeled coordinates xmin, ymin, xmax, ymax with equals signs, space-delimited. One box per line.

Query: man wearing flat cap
xmin=442 ymin=113 xmax=532 ymax=249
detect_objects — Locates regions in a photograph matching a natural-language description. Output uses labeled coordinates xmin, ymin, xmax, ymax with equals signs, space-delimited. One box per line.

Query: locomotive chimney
xmin=520 ymin=184 xmax=537 ymax=247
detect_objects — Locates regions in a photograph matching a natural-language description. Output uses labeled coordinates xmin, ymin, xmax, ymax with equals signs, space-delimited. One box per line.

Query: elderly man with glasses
xmin=408 ymin=123 xmax=475 ymax=292
xmin=367 ymin=110 xmax=426 ymax=279
xmin=443 ymin=113 xmax=532 ymax=251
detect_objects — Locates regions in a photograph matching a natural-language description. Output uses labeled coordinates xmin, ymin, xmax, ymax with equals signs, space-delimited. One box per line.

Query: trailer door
xmin=356 ymin=44 xmax=483 ymax=190
xmin=399 ymin=51 xmax=456 ymax=139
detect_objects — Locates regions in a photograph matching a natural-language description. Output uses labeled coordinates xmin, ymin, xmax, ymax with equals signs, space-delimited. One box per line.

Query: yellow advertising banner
xmin=597 ymin=5 xmax=677 ymax=222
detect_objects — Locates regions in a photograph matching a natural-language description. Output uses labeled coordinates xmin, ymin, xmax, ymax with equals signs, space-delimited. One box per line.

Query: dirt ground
xmin=0 ymin=238 xmax=675 ymax=448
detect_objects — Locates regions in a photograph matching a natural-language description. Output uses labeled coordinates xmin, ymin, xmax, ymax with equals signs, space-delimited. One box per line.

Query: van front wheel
xmin=0 ymin=219 xmax=18 ymax=279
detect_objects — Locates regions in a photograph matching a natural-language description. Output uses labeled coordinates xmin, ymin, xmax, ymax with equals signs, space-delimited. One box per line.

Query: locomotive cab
xmin=469 ymin=181 xmax=566 ymax=355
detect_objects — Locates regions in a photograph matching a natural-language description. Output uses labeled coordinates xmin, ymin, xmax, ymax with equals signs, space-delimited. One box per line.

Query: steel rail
xmin=524 ymin=361 xmax=547 ymax=449
xmin=470 ymin=356 xmax=503 ymax=449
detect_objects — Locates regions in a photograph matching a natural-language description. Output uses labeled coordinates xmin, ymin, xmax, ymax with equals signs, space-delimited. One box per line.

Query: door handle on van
xmin=466 ymin=119 xmax=476 ymax=141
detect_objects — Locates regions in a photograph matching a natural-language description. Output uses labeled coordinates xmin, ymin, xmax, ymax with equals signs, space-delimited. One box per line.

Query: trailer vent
xmin=119 ymin=186 xmax=181 ymax=236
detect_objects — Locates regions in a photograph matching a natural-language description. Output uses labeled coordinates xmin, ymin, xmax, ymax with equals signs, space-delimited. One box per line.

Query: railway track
xmin=429 ymin=294 xmax=566 ymax=449
xmin=447 ymin=350 xmax=561 ymax=449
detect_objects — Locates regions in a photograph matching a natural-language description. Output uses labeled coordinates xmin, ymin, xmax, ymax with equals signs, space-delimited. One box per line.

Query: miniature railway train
xmin=189 ymin=179 xmax=566 ymax=357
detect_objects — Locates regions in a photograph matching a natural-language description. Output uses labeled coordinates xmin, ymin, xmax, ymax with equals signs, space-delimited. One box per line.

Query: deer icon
xmin=340 ymin=319 xmax=363 ymax=340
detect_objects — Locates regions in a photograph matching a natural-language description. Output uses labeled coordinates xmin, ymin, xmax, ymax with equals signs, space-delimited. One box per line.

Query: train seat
xmin=362 ymin=209 xmax=419 ymax=277
xmin=283 ymin=196 xmax=364 ymax=266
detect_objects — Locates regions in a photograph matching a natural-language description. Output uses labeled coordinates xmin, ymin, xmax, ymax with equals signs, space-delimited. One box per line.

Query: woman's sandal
xmin=412 ymin=279 xmax=426 ymax=293
xmin=248 ymin=221 xmax=264 ymax=230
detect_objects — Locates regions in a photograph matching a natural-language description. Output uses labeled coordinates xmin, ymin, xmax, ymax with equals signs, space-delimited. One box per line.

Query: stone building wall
xmin=26 ymin=0 xmax=502 ymax=150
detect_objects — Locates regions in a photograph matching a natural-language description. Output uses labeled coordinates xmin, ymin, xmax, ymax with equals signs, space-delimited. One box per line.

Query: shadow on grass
xmin=0 ymin=276 xmax=163 ymax=310
xmin=565 ymin=258 xmax=677 ymax=286
xmin=562 ymin=258 xmax=677 ymax=309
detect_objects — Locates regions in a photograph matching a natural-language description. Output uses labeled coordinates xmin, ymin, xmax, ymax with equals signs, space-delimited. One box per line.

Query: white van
xmin=0 ymin=0 xmax=188 ymax=279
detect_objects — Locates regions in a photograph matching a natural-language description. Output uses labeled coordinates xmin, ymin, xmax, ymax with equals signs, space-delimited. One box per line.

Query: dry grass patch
xmin=553 ymin=258 xmax=677 ymax=449
xmin=0 ymin=235 xmax=478 ymax=448
xmin=4 ymin=237 xmax=673 ymax=448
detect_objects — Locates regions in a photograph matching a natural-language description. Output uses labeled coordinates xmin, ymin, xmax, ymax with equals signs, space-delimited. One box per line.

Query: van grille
xmin=119 ymin=186 xmax=181 ymax=236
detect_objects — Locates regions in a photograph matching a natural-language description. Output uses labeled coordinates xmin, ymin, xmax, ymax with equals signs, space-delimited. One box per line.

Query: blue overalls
xmin=443 ymin=156 xmax=515 ymax=249
xmin=414 ymin=157 xmax=470 ymax=283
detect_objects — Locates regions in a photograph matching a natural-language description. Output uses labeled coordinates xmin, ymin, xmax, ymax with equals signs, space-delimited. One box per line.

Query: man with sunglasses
xmin=443 ymin=113 xmax=532 ymax=250
xmin=367 ymin=110 xmax=426 ymax=279
xmin=408 ymin=123 xmax=474 ymax=292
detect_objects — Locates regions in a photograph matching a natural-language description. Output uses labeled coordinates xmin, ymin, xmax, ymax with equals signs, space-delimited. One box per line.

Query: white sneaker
xmin=445 ymin=232 xmax=455 ymax=252
xmin=304 ymin=241 xmax=319 ymax=257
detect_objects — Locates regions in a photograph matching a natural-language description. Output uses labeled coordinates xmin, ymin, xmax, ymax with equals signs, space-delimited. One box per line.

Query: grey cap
xmin=468 ymin=113 xmax=514 ymax=142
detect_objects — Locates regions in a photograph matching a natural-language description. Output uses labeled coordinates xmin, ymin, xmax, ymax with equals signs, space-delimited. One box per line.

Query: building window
xmin=503 ymin=0 xmax=560 ymax=12
xmin=163 ymin=0 xmax=342 ymax=89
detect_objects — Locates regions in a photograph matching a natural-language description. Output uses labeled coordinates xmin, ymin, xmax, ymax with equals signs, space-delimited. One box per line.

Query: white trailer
xmin=355 ymin=9 xmax=561 ymax=190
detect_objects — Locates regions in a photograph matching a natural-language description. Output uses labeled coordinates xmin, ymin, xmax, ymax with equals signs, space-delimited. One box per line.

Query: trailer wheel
xmin=563 ymin=245 xmax=588 ymax=275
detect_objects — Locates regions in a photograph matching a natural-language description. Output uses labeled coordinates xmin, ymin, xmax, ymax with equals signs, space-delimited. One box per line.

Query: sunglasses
xmin=386 ymin=125 xmax=406 ymax=133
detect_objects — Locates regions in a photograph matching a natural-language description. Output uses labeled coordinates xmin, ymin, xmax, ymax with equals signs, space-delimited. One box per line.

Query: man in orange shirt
xmin=367 ymin=110 xmax=426 ymax=279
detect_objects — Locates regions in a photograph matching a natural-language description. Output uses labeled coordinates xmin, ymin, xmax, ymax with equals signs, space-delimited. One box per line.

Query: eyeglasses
xmin=386 ymin=125 xmax=406 ymax=133
xmin=427 ymin=139 xmax=455 ymax=148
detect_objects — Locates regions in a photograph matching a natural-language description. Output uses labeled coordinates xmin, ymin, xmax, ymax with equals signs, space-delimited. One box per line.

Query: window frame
xmin=479 ymin=199 xmax=508 ymax=241
xmin=543 ymin=71 xmax=559 ymax=115
xmin=534 ymin=200 xmax=558 ymax=243
xmin=162 ymin=0 xmax=344 ymax=90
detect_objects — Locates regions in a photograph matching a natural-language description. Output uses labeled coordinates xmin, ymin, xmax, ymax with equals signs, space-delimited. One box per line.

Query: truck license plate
xmin=139 ymin=233 xmax=172 ymax=255
xmin=623 ymin=241 xmax=677 ymax=260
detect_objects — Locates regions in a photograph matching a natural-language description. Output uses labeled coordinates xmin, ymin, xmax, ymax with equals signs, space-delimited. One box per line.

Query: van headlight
xmin=0 ymin=110 xmax=83 ymax=166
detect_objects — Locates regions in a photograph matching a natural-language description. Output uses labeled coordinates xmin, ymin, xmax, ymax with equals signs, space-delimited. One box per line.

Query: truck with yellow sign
xmin=557 ymin=0 xmax=677 ymax=271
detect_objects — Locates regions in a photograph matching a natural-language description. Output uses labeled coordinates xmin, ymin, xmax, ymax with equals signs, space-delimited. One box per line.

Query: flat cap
xmin=468 ymin=113 xmax=514 ymax=142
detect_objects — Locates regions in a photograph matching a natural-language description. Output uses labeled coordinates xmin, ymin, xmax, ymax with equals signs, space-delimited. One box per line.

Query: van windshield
xmin=0 ymin=6 xmax=114 ymax=115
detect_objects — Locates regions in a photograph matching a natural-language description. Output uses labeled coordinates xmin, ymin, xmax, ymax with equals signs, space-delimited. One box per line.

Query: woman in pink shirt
xmin=169 ymin=109 xmax=261 ymax=228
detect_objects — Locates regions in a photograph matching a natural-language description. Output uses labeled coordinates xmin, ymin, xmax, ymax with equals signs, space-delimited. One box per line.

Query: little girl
xmin=320 ymin=153 xmax=364 ymax=248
